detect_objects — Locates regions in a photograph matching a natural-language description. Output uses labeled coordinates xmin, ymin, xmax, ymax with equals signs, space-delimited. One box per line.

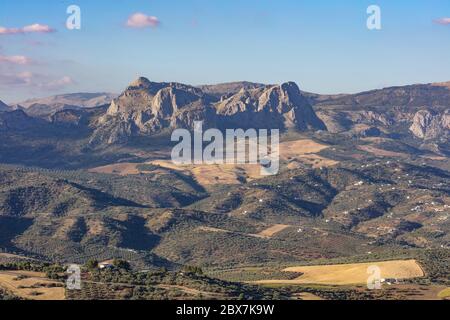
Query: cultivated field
xmin=438 ymin=288 xmax=450 ymax=299
xmin=88 ymin=138 xmax=338 ymax=187
xmin=197 ymin=224 xmax=290 ymax=239
xmin=255 ymin=224 xmax=291 ymax=238
xmin=152 ymin=160 xmax=263 ymax=186
xmin=357 ymin=145 xmax=407 ymax=158
xmin=254 ymin=260 xmax=424 ymax=286
xmin=0 ymin=270 xmax=65 ymax=300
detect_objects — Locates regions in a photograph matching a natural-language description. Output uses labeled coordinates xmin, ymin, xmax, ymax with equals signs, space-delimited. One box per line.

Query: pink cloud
xmin=434 ymin=18 xmax=450 ymax=25
xmin=17 ymin=72 xmax=34 ymax=84
xmin=126 ymin=13 xmax=160 ymax=28
xmin=22 ymin=24 xmax=54 ymax=33
xmin=0 ymin=72 xmax=34 ymax=86
xmin=0 ymin=23 xmax=55 ymax=35
xmin=0 ymin=55 xmax=32 ymax=65
xmin=45 ymin=76 xmax=74 ymax=89
xmin=0 ymin=72 xmax=74 ymax=90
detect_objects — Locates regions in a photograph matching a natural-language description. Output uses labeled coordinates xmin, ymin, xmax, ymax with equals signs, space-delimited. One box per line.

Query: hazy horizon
xmin=5 ymin=77 xmax=450 ymax=105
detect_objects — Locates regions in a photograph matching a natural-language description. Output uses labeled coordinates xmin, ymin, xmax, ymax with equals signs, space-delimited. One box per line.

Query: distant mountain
xmin=15 ymin=92 xmax=117 ymax=117
xmin=90 ymin=77 xmax=325 ymax=145
xmin=1 ymin=79 xmax=449 ymax=151
xmin=0 ymin=100 xmax=10 ymax=112
xmin=200 ymin=80 xmax=450 ymax=109
xmin=312 ymin=81 xmax=450 ymax=108
xmin=311 ymin=81 xmax=450 ymax=149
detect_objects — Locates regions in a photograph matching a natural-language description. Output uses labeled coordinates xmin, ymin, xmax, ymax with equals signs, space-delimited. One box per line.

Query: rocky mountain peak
xmin=91 ymin=79 xmax=326 ymax=145
xmin=92 ymin=78 xmax=217 ymax=145
xmin=215 ymin=81 xmax=325 ymax=130
xmin=128 ymin=77 xmax=153 ymax=89
xmin=280 ymin=81 xmax=301 ymax=94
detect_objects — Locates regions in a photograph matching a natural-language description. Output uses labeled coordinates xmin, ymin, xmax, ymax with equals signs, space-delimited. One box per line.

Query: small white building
xmin=99 ymin=260 xmax=114 ymax=269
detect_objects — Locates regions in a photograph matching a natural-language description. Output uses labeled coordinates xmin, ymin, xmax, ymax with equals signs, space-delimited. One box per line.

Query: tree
xmin=85 ymin=259 xmax=98 ymax=270
xmin=183 ymin=265 xmax=203 ymax=275
xmin=113 ymin=259 xmax=131 ymax=271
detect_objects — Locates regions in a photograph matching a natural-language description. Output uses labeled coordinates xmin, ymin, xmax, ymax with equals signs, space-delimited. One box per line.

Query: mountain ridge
xmin=12 ymin=92 xmax=117 ymax=117
xmin=90 ymin=77 xmax=325 ymax=145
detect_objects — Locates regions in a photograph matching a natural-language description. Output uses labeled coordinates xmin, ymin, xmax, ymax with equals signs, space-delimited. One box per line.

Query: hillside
xmin=0 ymin=79 xmax=448 ymax=300
xmin=312 ymin=81 xmax=450 ymax=108
xmin=0 ymin=100 xmax=10 ymax=112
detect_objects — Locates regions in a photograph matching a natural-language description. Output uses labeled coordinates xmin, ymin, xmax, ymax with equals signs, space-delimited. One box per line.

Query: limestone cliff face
xmin=90 ymin=78 xmax=326 ymax=145
xmin=409 ymin=109 xmax=450 ymax=140
xmin=215 ymin=82 xmax=326 ymax=130
xmin=91 ymin=78 xmax=217 ymax=145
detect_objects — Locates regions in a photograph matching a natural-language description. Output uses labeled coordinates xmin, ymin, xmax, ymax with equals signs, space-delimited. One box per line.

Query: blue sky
xmin=0 ymin=0 xmax=449 ymax=102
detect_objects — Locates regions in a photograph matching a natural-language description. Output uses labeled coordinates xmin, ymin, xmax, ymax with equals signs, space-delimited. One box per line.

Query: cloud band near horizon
xmin=0 ymin=23 xmax=55 ymax=35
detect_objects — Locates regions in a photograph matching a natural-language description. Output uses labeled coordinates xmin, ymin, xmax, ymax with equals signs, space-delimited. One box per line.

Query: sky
xmin=0 ymin=0 xmax=449 ymax=103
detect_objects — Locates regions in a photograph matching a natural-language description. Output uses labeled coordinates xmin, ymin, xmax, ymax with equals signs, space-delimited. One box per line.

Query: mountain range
xmin=0 ymin=77 xmax=449 ymax=300
xmin=1 ymin=78 xmax=449 ymax=151
xmin=91 ymin=78 xmax=325 ymax=145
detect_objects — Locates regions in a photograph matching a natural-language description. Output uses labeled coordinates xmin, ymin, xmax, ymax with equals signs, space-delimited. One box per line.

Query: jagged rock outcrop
xmin=90 ymin=78 xmax=326 ymax=145
xmin=409 ymin=109 xmax=450 ymax=140
xmin=90 ymin=78 xmax=217 ymax=145
xmin=198 ymin=81 xmax=265 ymax=99
xmin=214 ymin=82 xmax=326 ymax=130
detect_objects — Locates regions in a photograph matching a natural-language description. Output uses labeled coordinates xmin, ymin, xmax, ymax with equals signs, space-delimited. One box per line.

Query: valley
xmin=0 ymin=78 xmax=449 ymax=300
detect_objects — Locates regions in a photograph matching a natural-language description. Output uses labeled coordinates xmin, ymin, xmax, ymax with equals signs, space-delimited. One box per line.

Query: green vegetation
xmin=66 ymin=268 xmax=294 ymax=300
